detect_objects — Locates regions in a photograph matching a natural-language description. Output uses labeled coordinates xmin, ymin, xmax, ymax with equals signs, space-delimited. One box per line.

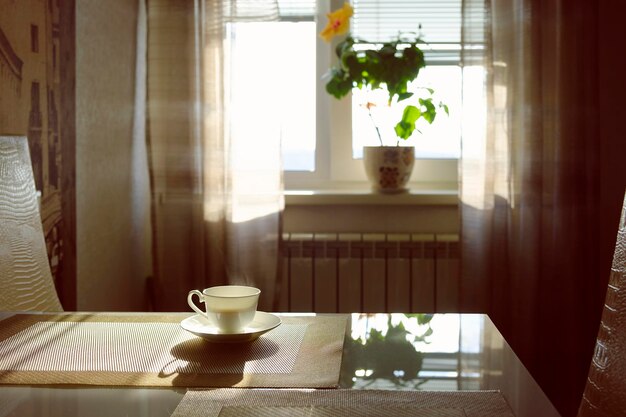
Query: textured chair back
xmin=0 ymin=136 xmax=63 ymax=311
xmin=578 ymin=192 xmax=626 ymax=416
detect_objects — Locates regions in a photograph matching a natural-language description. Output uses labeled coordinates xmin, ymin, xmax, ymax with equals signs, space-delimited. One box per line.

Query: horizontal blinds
xmin=351 ymin=0 xmax=484 ymax=64
xmin=223 ymin=0 xmax=279 ymax=21
xmin=223 ymin=0 xmax=315 ymax=22
xmin=277 ymin=0 xmax=316 ymax=19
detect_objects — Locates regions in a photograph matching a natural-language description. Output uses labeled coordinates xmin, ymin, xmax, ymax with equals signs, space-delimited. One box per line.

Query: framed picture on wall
xmin=0 ymin=0 xmax=75 ymax=308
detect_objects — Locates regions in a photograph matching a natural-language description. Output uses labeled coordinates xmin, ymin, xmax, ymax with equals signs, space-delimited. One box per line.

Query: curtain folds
xmin=460 ymin=1 xmax=624 ymax=415
xmin=147 ymin=0 xmax=283 ymax=312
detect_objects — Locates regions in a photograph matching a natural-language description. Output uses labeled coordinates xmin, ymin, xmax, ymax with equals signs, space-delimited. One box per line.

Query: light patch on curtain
xmin=231 ymin=175 xmax=283 ymax=224
xmin=460 ymin=66 xmax=490 ymax=210
xmin=229 ymin=105 xmax=282 ymax=224
xmin=228 ymin=21 xmax=284 ymax=224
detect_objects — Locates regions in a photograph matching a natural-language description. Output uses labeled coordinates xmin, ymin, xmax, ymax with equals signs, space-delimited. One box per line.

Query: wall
xmin=284 ymin=192 xmax=459 ymax=234
xmin=76 ymin=0 xmax=151 ymax=311
xmin=0 ymin=0 xmax=75 ymax=307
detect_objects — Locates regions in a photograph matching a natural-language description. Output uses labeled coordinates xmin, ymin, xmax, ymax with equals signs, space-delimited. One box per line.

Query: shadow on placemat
xmin=160 ymin=337 xmax=280 ymax=386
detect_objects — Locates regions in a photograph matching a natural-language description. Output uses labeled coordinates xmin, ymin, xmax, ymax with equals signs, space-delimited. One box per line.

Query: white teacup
xmin=187 ymin=285 xmax=260 ymax=333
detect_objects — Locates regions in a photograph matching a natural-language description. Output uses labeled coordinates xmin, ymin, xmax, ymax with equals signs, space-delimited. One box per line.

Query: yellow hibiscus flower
xmin=320 ymin=2 xmax=354 ymax=42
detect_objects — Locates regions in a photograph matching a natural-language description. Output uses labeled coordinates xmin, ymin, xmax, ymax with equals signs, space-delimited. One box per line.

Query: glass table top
xmin=339 ymin=313 xmax=489 ymax=391
xmin=0 ymin=312 xmax=559 ymax=417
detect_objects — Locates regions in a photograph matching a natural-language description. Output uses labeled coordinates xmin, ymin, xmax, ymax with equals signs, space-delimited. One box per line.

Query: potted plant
xmin=321 ymin=3 xmax=448 ymax=193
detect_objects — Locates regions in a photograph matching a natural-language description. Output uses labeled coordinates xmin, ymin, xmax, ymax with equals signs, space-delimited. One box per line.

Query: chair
xmin=578 ymin=192 xmax=626 ymax=416
xmin=0 ymin=136 xmax=63 ymax=311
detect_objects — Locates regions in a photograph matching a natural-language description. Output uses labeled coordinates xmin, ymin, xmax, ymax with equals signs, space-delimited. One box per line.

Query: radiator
xmin=279 ymin=233 xmax=460 ymax=313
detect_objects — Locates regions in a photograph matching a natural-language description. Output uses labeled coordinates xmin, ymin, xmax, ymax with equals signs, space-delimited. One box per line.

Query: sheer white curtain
xmin=147 ymin=0 xmax=283 ymax=312
xmin=460 ymin=1 xmax=626 ymax=415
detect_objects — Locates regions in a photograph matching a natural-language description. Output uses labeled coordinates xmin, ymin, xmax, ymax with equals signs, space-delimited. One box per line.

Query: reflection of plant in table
xmin=340 ymin=314 xmax=434 ymax=389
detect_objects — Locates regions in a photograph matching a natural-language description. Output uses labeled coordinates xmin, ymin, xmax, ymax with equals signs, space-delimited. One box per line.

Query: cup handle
xmin=187 ymin=290 xmax=205 ymax=316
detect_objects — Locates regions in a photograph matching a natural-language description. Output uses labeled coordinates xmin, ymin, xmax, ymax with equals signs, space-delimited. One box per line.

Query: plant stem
xmin=367 ymin=106 xmax=384 ymax=146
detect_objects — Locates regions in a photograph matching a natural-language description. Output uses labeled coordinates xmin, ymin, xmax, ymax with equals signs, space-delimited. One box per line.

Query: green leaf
xmin=379 ymin=44 xmax=396 ymax=58
xmin=397 ymin=92 xmax=413 ymax=102
xmin=336 ymin=37 xmax=354 ymax=58
xmin=394 ymin=105 xmax=421 ymax=140
xmin=416 ymin=313 xmax=434 ymax=325
xmin=419 ymin=98 xmax=437 ymax=124
xmin=341 ymin=50 xmax=357 ymax=71
xmin=325 ymin=69 xmax=352 ymax=99
xmin=402 ymin=105 xmax=422 ymax=124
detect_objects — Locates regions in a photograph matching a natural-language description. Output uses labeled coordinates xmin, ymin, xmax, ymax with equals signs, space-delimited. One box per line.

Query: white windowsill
xmin=283 ymin=183 xmax=459 ymax=234
xmin=285 ymin=186 xmax=458 ymax=206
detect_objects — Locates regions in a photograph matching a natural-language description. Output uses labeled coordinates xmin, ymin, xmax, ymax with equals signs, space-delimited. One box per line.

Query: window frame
xmin=283 ymin=0 xmax=459 ymax=191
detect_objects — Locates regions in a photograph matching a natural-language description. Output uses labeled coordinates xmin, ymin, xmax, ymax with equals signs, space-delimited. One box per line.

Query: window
xmin=227 ymin=0 xmax=317 ymax=172
xmin=31 ymin=24 xmax=39 ymax=53
xmin=229 ymin=20 xmax=316 ymax=172
xmin=229 ymin=0 xmax=480 ymax=190
xmin=351 ymin=66 xmax=462 ymax=159
xmin=349 ymin=0 xmax=463 ymax=159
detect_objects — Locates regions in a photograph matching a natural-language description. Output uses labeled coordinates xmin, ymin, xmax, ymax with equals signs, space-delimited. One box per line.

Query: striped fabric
xmin=0 ymin=321 xmax=305 ymax=374
xmin=0 ymin=136 xmax=62 ymax=312
xmin=0 ymin=313 xmax=347 ymax=388
xmin=172 ymin=389 xmax=515 ymax=417
xmin=218 ymin=405 xmax=464 ymax=416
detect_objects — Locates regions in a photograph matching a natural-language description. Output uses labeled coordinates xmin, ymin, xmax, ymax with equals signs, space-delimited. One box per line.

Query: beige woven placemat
xmin=171 ymin=389 xmax=516 ymax=417
xmin=0 ymin=313 xmax=347 ymax=388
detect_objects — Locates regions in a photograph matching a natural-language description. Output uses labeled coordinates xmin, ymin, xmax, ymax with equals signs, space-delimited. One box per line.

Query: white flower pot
xmin=363 ymin=146 xmax=415 ymax=193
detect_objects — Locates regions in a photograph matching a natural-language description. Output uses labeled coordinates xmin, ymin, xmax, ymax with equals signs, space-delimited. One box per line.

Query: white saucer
xmin=180 ymin=311 xmax=281 ymax=343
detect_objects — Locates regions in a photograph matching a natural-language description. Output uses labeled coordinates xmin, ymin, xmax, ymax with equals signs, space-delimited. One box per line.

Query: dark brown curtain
xmin=460 ymin=0 xmax=626 ymax=415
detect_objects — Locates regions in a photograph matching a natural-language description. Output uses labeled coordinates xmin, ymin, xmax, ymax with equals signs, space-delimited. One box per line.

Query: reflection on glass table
xmin=340 ymin=313 xmax=478 ymax=390
xmin=339 ymin=313 xmax=559 ymax=417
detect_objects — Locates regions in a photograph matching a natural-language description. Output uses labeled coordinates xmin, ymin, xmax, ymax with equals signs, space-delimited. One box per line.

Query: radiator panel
xmin=337 ymin=259 xmax=361 ymax=313
xmin=363 ymin=258 xmax=386 ymax=312
xmin=314 ymin=258 xmax=337 ymax=313
xmin=412 ymin=258 xmax=436 ymax=312
xmin=280 ymin=233 xmax=459 ymax=313
xmin=387 ymin=258 xmax=411 ymax=312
